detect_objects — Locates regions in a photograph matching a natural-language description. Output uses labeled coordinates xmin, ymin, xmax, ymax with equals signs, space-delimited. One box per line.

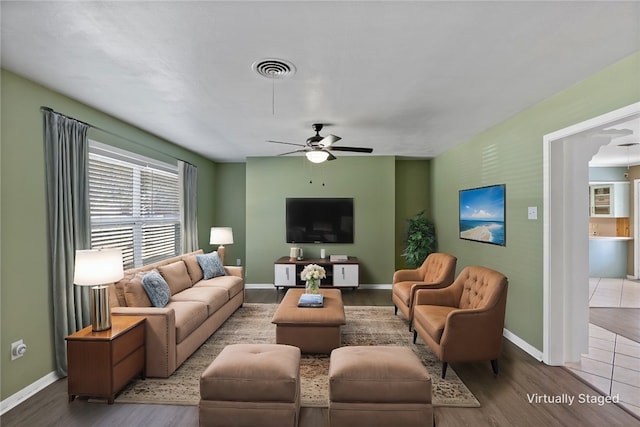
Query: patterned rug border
xmin=116 ymin=304 xmax=480 ymax=408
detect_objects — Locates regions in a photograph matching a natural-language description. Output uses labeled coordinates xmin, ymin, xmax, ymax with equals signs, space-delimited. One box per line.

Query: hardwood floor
xmin=2 ymin=289 xmax=638 ymax=427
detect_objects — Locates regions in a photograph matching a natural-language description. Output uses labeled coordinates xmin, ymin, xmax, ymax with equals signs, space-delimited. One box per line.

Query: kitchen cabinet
xmin=589 ymin=182 xmax=629 ymax=218
xmin=589 ymin=237 xmax=632 ymax=277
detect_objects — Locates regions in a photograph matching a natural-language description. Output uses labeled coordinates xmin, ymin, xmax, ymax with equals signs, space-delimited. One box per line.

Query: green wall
xmin=245 ymin=156 xmax=397 ymax=285
xmin=214 ymin=163 xmax=247 ymax=266
xmin=395 ymin=159 xmax=431 ymax=270
xmin=0 ymin=70 xmax=219 ymax=400
xmin=430 ymin=52 xmax=640 ymax=351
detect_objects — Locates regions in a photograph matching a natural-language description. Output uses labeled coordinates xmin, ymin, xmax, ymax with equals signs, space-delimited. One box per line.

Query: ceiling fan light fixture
xmin=306 ymin=150 xmax=329 ymax=163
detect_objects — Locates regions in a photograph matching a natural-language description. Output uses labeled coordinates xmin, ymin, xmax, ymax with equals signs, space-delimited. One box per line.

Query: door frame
xmin=542 ymin=102 xmax=640 ymax=365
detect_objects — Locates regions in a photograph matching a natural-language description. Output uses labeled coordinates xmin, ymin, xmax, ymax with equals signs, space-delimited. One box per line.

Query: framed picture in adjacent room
xmin=459 ymin=184 xmax=506 ymax=246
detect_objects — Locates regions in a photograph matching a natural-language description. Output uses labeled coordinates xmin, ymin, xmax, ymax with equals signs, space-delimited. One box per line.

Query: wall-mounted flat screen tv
xmin=286 ymin=198 xmax=354 ymax=243
xmin=459 ymin=184 xmax=506 ymax=246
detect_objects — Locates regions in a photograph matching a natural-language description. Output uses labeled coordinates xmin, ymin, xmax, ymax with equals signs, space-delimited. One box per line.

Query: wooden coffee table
xmin=271 ymin=288 xmax=346 ymax=353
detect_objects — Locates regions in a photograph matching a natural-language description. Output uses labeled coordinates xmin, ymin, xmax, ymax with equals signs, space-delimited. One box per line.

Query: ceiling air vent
xmin=251 ymin=58 xmax=296 ymax=79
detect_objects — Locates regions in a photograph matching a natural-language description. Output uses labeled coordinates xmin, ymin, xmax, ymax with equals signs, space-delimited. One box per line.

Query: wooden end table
xmin=66 ymin=315 xmax=145 ymax=404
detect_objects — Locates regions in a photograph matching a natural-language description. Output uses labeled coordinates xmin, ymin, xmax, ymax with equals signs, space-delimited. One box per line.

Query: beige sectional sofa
xmin=109 ymin=249 xmax=244 ymax=378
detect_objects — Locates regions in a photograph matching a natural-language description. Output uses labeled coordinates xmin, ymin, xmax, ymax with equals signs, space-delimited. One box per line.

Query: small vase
xmin=305 ymin=280 xmax=320 ymax=294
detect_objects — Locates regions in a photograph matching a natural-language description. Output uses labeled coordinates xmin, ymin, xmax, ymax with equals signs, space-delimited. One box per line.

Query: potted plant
xmin=402 ymin=211 xmax=436 ymax=268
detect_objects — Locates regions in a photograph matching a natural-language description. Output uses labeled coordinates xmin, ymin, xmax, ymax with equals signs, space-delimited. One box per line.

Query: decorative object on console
xmin=459 ymin=184 xmax=506 ymax=246
xmin=209 ymin=227 xmax=233 ymax=264
xmin=300 ymin=264 xmax=326 ymax=294
xmin=73 ymin=248 xmax=124 ymax=331
xmin=290 ymin=246 xmax=303 ymax=260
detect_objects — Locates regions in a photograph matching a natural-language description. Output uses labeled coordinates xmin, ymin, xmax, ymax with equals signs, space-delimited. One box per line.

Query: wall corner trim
xmin=503 ymin=328 xmax=543 ymax=362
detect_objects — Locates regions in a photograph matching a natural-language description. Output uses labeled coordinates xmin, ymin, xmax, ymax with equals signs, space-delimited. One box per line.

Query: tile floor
xmin=565 ymin=278 xmax=640 ymax=418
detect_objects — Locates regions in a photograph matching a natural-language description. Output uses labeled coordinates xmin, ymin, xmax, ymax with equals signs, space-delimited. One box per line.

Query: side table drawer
xmin=112 ymin=322 xmax=144 ymax=363
xmin=113 ymin=346 xmax=145 ymax=393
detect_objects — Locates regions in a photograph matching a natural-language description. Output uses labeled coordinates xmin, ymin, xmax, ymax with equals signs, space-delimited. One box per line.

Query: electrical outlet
xmin=11 ymin=339 xmax=27 ymax=360
xmin=528 ymin=206 xmax=538 ymax=220
xmin=236 ymin=258 xmax=242 ymax=266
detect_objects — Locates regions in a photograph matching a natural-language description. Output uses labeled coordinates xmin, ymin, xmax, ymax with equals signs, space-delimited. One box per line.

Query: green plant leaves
xmin=401 ymin=211 xmax=436 ymax=268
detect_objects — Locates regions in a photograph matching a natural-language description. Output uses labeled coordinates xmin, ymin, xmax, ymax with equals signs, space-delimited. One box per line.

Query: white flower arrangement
xmin=300 ymin=264 xmax=326 ymax=282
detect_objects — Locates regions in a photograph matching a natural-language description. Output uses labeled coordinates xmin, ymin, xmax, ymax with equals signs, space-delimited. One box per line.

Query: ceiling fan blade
xmin=319 ymin=134 xmax=341 ymax=148
xmin=267 ymin=140 xmax=306 ymax=147
xmin=278 ymin=149 xmax=308 ymax=156
xmin=329 ymin=146 xmax=373 ymax=153
xmin=327 ymin=152 xmax=337 ymax=161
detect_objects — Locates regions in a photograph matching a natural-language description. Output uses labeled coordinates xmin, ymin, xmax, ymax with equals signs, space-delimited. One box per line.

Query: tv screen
xmin=459 ymin=184 xmax=506 ymax=246
xmin=286 ymin=198 xmax=354 ymax=243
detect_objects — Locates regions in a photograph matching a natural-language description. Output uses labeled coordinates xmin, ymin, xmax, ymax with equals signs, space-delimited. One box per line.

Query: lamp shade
xmin=74 ymin=248 xmax=124 ymax=286
xmin=306 ymin=150 xmax=329 ymax=164
xmin=209 ymin=227 xmax=234 ymax=245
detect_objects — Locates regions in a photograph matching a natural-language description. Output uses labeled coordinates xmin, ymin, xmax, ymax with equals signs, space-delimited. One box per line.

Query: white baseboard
xmin=358 ymin=284 xmax=392 ymax=290
xmin=245 ymin=283 xmax=277 ymax=289
xmin=0 ymin=371 xmax=61 ymax=416
xmin=503 ymin=328 xmax=543 ymax=362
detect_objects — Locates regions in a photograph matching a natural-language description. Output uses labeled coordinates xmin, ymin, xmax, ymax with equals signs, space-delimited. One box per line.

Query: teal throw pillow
xmin=196 ymin=252 xmax=226 ymax=280
xmin=141 ymin=270 xmax=171 ymax=307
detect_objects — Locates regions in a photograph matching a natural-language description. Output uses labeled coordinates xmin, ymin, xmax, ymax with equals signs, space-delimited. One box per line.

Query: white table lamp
xmin=210 ymin=227 xmax=234 ymax=265
xmin=73 ymin=248 xmax=124 ymax=331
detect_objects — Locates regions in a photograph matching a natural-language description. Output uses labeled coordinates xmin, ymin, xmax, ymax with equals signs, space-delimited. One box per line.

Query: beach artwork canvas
xmin=459 ymin=184 xmax=506 ymax=246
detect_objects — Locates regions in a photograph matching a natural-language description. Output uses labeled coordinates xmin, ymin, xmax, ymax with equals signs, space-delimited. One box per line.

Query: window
xmin=88 ymin=141 xmax=182 ymax=269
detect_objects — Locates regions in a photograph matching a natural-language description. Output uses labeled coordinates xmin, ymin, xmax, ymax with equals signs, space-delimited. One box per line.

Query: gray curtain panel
xmin=180 ymin=160 xmax=199 ymax=252
xmin=43 ymin=110 xmax=91 ymax=376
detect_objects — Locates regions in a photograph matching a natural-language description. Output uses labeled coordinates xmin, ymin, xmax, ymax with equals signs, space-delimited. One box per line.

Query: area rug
xmin=116 ymin=304 xmax=480 ymax=408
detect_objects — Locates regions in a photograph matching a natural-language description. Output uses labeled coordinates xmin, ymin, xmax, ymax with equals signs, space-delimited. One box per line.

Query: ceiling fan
xmin=267 ymin=123 xmax=373 ymax=163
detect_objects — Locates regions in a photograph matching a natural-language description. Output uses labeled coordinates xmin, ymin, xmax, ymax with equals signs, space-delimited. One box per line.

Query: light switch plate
xmin=528 ymin=206 xmax=538 ymax=220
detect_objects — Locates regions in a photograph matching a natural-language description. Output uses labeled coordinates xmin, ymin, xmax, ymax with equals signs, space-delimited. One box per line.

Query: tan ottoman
xmin=272 ymin=288 xmax=346 ymax=354
xmin=199 ymin=344 xmax=301 ymax=427
xmin=329 ymin=346 xmax=433 ymax=427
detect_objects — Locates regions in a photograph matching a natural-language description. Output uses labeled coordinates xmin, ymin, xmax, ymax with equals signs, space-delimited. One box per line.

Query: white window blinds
xmin=88 ymin=142 xmax=182 ymax=269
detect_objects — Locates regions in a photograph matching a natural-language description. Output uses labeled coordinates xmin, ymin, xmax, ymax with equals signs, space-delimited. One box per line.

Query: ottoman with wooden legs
xmin=328 ymin=346 xmax=434 ymax=427
xmin=199 ymin=344 xmax=301 ymax=427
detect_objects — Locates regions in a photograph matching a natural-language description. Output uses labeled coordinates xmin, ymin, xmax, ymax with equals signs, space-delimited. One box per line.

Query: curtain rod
xmin=40 ymin=106 xmax=195 ymax=167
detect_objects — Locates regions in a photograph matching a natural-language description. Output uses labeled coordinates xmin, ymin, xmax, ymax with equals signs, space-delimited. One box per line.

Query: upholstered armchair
xmin=412 ymin=266 xmax=508 ymax=378
xmin=392 ymin=252 xmax=457 ymax=330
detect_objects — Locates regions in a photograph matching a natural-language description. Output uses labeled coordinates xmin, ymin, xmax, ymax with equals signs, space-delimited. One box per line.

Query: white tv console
xmin=274 ymin=256 xmax=360 ymax=289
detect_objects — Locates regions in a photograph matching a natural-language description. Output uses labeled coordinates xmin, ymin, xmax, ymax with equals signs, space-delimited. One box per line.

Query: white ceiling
xmin=589 ymin=115 xmax=640 ymax=167
xmin=1 ymin=1 xmax=639 ymax=163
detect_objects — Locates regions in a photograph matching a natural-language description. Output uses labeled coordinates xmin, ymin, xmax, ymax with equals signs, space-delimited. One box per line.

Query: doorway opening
xmin=543 ymin=102 xmax=640 ymax=366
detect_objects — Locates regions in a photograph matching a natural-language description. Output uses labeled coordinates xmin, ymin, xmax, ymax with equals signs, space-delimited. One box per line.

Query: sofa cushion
xmin=142 ymin=270 xmax=171 ymax=308
xmin=196 ymin=252 xmax=226 ymax=279
xmin=171 ymin=286 xmax=229 ymax=316
xmin=124 ymin=273 xmax=152 ymax=307
xmin=166 ymin=301 xmax=209 ymax=344
xmin=194 ymin=275 xmax=244 ymax=299
xmin=412 ymin=305 xmax=455 ymax=343
xmin=158 ymin=260 xmax=193 ymax=295
xmin=183 ymin=254 xmax=204 ymax=284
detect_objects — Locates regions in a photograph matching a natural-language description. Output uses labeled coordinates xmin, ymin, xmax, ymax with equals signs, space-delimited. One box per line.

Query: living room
xmin=2 ymin=2 xmax=640 ymax=426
